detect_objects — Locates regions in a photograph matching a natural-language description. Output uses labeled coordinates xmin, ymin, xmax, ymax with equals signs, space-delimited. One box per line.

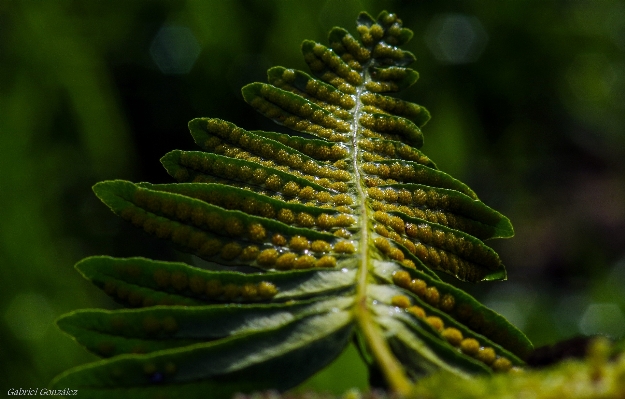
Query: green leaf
xmin=59 ymin=259 xmax=355 ymax=357
xmin=54 ymin=10 xmax=532 ymax=397
xmin=52 ymin=310 xmax=353 ymax=398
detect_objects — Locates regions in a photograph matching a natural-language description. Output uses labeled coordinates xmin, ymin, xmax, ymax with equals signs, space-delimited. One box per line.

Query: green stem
xmin=350 ymin=72 xmax=413 ymax=396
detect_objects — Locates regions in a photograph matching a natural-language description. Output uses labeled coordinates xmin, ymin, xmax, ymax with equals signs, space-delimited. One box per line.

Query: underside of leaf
xmin=53 ymin=11 xmax=531 ymax=398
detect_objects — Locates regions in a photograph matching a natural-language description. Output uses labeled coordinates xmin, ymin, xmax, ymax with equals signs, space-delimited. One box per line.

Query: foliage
xmin=237 ymin=338 xmax=625 ymax=399
xmin=50 ymin=10 xmax=540 ymax=398
xmin=3 ymin=1 xmax=623 ymax=396
xmin=410 ymin=338 xmax=625 ymax=399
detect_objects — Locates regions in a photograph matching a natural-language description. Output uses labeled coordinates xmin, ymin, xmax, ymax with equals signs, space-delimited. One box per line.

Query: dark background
xmin=1 ymin=0 xmax=624 ymax=393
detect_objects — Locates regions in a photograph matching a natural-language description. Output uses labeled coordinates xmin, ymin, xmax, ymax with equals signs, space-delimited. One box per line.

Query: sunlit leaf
xmin=53 ymin=10 xmax=531 ymax=398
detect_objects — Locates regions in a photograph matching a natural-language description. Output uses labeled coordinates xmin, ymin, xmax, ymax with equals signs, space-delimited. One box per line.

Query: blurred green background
xmin=1 ymin=0 xmax=624 ymax=394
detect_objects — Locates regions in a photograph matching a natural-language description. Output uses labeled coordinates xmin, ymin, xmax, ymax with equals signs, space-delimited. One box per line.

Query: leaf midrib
xmin=351 ymin=56 xmax=413 ymax=395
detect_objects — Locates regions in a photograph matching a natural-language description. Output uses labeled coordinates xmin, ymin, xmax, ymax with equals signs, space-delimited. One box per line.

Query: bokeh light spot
xmin=4 ymin=292 xmax=55 ymax=341
xmin=150 ymin=25 xmax=201 ymax=75
xmin=566 ymin=53 xmax=617 ymax=103
xmin=609 ymin=256 xmax=625 ymax=283
xmin=424 ymin=14 xmax=488 ymax=65
xmin=579 ymin=303 xmax=625 ymax=338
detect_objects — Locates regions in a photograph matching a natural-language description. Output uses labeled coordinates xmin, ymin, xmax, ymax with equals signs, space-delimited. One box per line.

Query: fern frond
xmin=52 ymin=11 xmax=531 ymax=398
